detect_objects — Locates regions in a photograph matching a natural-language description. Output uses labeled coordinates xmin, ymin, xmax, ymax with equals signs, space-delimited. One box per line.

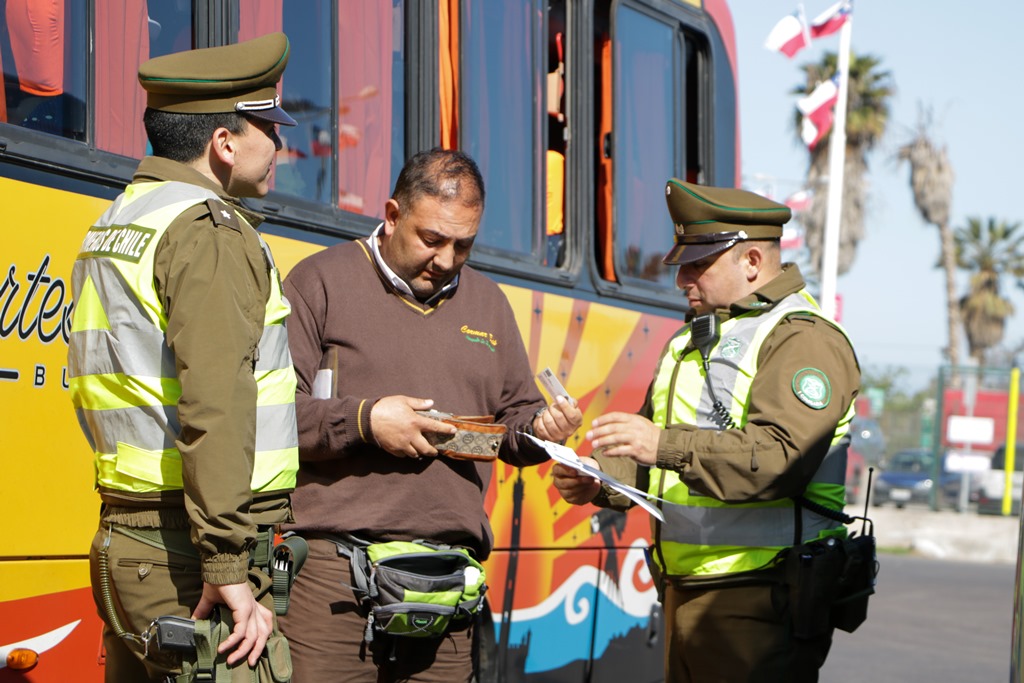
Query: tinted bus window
xmin=1 ymin=0 xmax=87 ymax=141
xmin=94 ymin=1 xmax=192 ymax=158
xmin=613 ymin=5 xmax=676 ymax=287
xmin=242 ymin=0 xmax=404 ymax=216
xmin=461 ymin=0 xmax=542 ymax=258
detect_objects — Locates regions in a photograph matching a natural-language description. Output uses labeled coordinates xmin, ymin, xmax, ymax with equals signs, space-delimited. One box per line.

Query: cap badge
xmin=236 ymin=94 xmax=282 ymax=113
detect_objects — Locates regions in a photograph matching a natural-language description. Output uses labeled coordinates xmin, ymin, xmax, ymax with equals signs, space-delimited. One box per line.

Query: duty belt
xmin=107 ymin=524 xmax=277 ymax=573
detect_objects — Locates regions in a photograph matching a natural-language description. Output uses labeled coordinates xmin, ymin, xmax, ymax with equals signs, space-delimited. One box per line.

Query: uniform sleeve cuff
xmin=351 ymin=397 xmax=378 ymax=444
xmin=655 ymin=427 xmax=694 ymax=471
xmin=201 ymin=552 xmax=250 ymax=585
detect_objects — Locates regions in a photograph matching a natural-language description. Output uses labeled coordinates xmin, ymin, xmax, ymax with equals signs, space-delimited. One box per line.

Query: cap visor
xmin=244 ymin=106 xmax=297 ymax=127
xmin=662 ymin=240 xmax=736 ymax=266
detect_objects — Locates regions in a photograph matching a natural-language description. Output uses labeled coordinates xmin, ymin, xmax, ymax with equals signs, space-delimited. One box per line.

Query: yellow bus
xmin=0 ymin=1 xmax=739 ymax=680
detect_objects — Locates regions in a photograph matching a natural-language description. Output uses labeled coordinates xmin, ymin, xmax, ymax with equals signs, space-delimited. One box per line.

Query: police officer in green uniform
xmin=68 ymin=33 xmax=300 ymax=682
xmin=553 ymin=179 xmax=861 ymax=683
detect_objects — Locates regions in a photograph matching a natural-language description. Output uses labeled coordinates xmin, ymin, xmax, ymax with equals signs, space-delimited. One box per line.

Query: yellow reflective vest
xmin=68 ymin=180 xmax=298 ymax=494
xmin=648 ymin=290 xmax=854 ymax=578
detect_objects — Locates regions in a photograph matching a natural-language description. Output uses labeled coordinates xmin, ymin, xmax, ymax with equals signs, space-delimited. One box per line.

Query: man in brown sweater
xmin=279 ymin=148 xmax=582 ymax=682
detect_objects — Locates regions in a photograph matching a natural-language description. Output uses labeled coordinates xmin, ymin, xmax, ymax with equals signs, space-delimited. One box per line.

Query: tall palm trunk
xmin=898 ymin=120 xmax=957 ymax=374
xmin=938 ymin=220 xmax=961 ymax=372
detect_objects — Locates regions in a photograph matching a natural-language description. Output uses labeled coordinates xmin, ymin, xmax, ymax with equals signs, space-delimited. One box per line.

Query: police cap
xmin=138 ymin=32 xmax=296 ymax=126
xmin=662 ymin=179 xmax=791 ymax=266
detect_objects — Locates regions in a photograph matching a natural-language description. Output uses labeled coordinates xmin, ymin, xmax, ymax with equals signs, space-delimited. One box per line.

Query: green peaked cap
xmin=662 ymin=179 xmax=791 ymax=265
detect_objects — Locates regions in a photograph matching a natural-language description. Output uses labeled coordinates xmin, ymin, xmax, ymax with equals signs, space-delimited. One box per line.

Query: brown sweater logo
xmin=461 ymin=325 xmax=498 ymax=352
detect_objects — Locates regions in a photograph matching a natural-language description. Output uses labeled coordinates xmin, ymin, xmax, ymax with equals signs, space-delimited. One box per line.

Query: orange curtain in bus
xmin=0 ymin=49 xmax=5 ymax=122
xmin=439 ymin=0 xmax=459 ymax=149
xmin=94 ymin=0 xmax=148 ymax=157
xmin=239 ymin=1 xmax=283 ymax=191
xmin=337 ymin=3 xmax=392 ymax=216
xmin=94 ymin=0 xmax=147 ymax=157
xmin=238 ymin=1 xmax=283 ymax=41
xmin=597 ymin=38 xmax=616 ymax=281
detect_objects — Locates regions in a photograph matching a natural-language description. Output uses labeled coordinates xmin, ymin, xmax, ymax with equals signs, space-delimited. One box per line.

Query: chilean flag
xmin=810 ymin=1 xmax=851 ymax=39
xmin=797 ymin=77 xmax=839 ymax=149
xmin=765 ymin=11 xmax=810 ymax=58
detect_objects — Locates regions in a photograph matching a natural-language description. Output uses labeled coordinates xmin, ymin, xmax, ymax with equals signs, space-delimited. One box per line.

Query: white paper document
xmin=312 ymin=369 xmax=333 ymax=399
xmin=525 ymin=433 xmax=665 ymax=522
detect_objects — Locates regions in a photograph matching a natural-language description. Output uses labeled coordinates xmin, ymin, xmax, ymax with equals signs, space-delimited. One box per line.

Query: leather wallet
xmin=417 ymin=410 xmax=507 ymax=461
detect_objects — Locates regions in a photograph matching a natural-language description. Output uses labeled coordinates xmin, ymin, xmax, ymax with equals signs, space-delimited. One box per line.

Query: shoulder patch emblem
xmin=792 ymin=367 xmax=831 ymax=410
xmin=205 ymin=199 xmax=242 ymax=231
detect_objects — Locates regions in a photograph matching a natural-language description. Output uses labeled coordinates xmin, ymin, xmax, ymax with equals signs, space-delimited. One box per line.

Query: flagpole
xmin=819 ymin=12 xmax=852 ymax=320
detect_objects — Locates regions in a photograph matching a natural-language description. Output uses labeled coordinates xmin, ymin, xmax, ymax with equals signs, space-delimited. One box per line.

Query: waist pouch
xmin=417 ymin=410 xmax=507 ymax=461
xmin=781 ymin=532 xmax=878 ymax=639
xmin=349 ymin=540 xmax=488 ymax=641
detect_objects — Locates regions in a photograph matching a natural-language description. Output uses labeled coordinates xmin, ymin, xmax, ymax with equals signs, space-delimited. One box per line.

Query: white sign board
xmin=946 ymin=415 xmax=995 ymax=445
xmin=945 ymin=450 xmax=992 ymax=474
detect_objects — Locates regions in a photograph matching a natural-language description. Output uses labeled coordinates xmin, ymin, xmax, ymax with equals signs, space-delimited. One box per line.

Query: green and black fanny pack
xmin=348 ymin=540 xmax=488 ymax=641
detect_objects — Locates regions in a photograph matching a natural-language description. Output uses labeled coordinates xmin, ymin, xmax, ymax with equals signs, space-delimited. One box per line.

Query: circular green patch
xmin=792 ymin=367 xmax=831 ymax=409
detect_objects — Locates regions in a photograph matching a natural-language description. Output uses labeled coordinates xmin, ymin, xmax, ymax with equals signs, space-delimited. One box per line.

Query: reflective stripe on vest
xmin=68 ymin=181 xmax=298 ymax=493
xmin=648 ymin=290 xmax=856 ymax=577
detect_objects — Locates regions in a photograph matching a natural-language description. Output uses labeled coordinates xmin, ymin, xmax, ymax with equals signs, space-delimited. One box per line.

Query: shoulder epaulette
xmin=205 ymin=199 xmax=242 ymax=231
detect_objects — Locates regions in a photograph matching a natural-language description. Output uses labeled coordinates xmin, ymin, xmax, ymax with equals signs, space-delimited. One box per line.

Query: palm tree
xmin=898 ymin=114 xmax=957 ymax=371
xmin=954 ymin=217 xmax=1024 ymax=366
xmin=792 ymin=52 xmax=894 ymax=276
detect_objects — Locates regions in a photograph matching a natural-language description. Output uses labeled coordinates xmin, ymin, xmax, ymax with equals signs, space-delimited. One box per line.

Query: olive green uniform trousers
xmin=664 ymin=581 xmax=832 ymax=683
xmin=89 ymin=520 xmax=291 ymax=682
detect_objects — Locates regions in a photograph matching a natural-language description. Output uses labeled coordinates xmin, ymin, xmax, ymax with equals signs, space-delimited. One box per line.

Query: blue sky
xmin=731 ymin=2 xmax=1024 ymax=392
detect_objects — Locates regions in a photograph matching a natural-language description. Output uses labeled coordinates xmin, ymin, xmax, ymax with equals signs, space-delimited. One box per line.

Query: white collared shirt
xmin=368 ymin=223 xmax=458 ymax=305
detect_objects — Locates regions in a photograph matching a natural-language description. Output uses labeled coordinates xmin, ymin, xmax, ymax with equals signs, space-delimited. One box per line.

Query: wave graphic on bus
xmin=496 ymin=541 xmax=657 ymax=674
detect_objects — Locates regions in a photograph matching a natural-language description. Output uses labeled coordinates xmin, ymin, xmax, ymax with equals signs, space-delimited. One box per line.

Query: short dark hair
xmin=392 ymin=148 xmax=485 ymax=211
xmin=143 ymin=108 xmax=248 ymax=163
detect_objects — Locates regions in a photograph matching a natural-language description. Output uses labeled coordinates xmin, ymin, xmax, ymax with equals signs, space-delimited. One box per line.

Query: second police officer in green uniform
xmin=68 ymin=33 xmax=300 ymax=682
xmin=553 ymin=179 xmax=862 ymax=683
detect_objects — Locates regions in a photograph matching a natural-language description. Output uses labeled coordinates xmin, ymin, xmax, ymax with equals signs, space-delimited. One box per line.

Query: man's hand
xmin=587 ymin=412 xmax=661 ymax=466
xmin=192 ymin=581 xmax=273 ymax=667
xmin=532 ymin=395 xmax=583 ymax=443
xmin=370 ymin=396 xmax=458 ymax=458
xmin=552 ymin=457 xmax=603 ymax=505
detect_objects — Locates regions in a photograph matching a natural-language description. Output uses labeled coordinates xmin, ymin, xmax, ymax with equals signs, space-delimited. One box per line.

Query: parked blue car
xmin=871 ymin=448 xmax=960 ymax=509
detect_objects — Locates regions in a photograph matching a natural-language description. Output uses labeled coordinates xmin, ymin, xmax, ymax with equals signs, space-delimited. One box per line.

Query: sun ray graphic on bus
xmin=485 ymin=286 xmax=682 ymax=674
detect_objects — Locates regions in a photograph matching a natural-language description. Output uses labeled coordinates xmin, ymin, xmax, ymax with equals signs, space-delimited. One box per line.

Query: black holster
xmin=781 ymin=534 xmax=877 ymax=639
xmin=831 ymin=534 xmax=877 ymax=633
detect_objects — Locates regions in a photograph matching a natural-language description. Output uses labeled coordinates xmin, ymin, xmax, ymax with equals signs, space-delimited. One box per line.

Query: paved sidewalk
xmin=845 ymin=503 xmax=1023 ymax=564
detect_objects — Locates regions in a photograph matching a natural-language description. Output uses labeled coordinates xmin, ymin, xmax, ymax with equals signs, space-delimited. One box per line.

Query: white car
xmin=977 ymin=443 xmax=1024 ymax=515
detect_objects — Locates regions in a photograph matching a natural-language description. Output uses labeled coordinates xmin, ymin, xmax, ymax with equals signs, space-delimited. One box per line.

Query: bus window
xmin=545 ymin=0 xmax=567 ymax=268
xmin=460 ymin=0 xmax=543 ymax=259
xmin=1 ymin=0 xmax=86 ymax=141
xmin=611 ymin=4 xmax=676 ymax=288
xmin=335 ymin=0 xmax=404 ymax=216
xmin=241 ymin=1 xmax=404 ymax=217
xmin=93 ymin=1 xmax=191 ymax=158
